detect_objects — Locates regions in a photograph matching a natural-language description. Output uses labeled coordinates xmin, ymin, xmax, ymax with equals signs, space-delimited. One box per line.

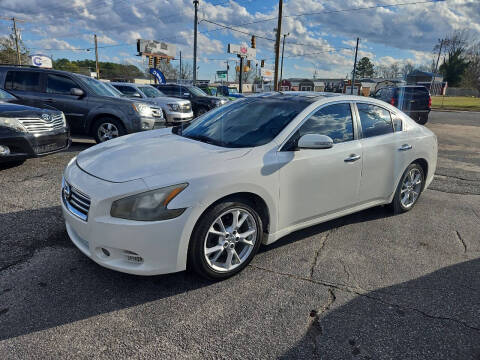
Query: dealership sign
xmin=137 ymin=39 xmax=176 ymax=58
xmin=216 ymin=70 xmax=227 ymax=79
xmin=30 ymin=54 xmax=52 ymax=68
xmin=261 ymin=68 xmax=273 ymax=81
xmin=227 ymin=44 xmax=256 ymax=60
xmin=149 ymin=68 xmax=166 ymax=84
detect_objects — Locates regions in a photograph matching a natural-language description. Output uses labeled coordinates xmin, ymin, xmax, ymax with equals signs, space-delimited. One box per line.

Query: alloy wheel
xmin=97 ymin=122 xmax=119 ymax=142
xmin=203 ymin=208 xmax=258 ymax=272
xmin=400 ymin=168 xmax=422 ymax=208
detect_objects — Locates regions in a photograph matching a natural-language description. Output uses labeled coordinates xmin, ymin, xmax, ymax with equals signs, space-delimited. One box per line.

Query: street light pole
xmin=193 ymin=0 xmax=199 ymax=85
xmin=273 ymin=0 xmax=283 ymax=91
xmin=351 ymin=37 xmax=359 ymax=95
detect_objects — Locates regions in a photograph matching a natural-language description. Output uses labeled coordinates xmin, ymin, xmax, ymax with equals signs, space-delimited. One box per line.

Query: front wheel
xmin=390 ymin=163 xmax=425 ymax=214
xmin=188 ymin=200 xmax=263 ymax=280
xmin=92 ymin=117 xmax=126 ymax=143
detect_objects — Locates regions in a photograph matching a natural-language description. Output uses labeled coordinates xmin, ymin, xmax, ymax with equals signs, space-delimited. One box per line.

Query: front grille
xmin=180 ymin=104 xmax=191 ymax=113
xmin=18 ymin=114 xmax=65 ymax=134
xmin=62 ymin=178 xmax=90 ymax=221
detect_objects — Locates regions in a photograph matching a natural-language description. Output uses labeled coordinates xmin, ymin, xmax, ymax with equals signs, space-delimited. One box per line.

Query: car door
xmin=35 ymin=73 xmax=90 ymax=133
xmin=355 ymin=102 xmax=408 ymax=203
xmin=277 ymin=102 xmax=363 ymax=228
xmin=3 ymin=70 xmax=45 ymax=108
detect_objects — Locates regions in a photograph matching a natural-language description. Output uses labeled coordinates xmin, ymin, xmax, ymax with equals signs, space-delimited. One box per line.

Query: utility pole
xmin=431 ymin=39 xmax=444 ymax=95
xmin=273 ymin=0 xmax=283 ymax=91
xmin=238 ymin=56 xmax=244 ymax=94
xmin=351 ymin=37 xmax=359 ymax=95
xmin=12 ymin=18 xmax=21 ymax=65
xmin=193 ymin=0 xmax=199 ymax=85
xmin=94 ymin=34 xmax=100 ymax=79
xmin=225 ymin=60 xmax=230 ymax=82
xmin=179 ymin=50 xmax=182 ymax=80
xmin=280 ymin=32 xmax=289 ymax=86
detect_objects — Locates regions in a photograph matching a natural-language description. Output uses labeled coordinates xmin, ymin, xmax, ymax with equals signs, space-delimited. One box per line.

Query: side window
xmin=392 ymin=113 xmax=403 ymax=132
xmin=297 ymin=103 xmax=354 ymax=144
xmin=5 ymin=71 xmax=41 ymax=92
xmin=46 ymin=74 xmax=78 ymax=94
xmin=115 ymin=85 xmax=138 ymax=96
xmin=357 ymin=103 xmax=394 ymax=138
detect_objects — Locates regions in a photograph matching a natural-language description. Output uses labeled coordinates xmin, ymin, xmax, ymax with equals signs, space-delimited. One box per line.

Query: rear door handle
xmin=398 ymin=144 xmax=412 ymax=151
xmin=344 ymin=154 xmax=361 ymax=162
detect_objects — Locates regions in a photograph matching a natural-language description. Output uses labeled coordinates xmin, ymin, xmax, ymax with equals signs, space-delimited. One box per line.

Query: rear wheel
xmin=92 ymin=117 xmax=126 ymax=143
xmin=188 ymin=200 xmax=263 ymax=280
xmin=417 ymin=113 xmax=429 ymax=125
xmin=390 ymin=163 xmax=425 ymax=214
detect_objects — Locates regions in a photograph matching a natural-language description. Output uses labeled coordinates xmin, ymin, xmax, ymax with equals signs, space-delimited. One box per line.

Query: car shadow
xmin=279 ymin=258 xmax=480 ymax=359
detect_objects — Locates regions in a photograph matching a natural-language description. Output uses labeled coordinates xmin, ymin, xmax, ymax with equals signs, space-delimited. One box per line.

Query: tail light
xmin=390 ymin=97 xmax=395 ymax=106
xmin=428 ymin=96 xmax=432 ymax=108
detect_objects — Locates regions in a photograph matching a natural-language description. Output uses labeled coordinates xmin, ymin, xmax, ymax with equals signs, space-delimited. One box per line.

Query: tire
xmin=92 ymin=117 xmax=126 ymax=143
xmin=417 ymin=113 xmax=428 ymax=125
xmin=188 ymin=200 xmax=264 ymax=280
xmin=390 ymin=163 xmax=425 ymax=214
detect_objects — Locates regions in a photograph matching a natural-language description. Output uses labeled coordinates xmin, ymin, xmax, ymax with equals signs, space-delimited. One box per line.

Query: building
xmin=406 ymin=70 xmax=445 ymax=95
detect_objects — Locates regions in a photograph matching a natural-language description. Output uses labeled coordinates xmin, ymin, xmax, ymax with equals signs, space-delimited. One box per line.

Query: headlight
xmin=132 ymin=103 xmax=153 ymax=117
xmin=0 ymin=117 xmax=26 ymax=132
xmin=212 ymin=99 xmax=222 ymax=107
xmin=110 ymin=183 xmax=188 ymax=221
xmin=167 ymin=103 xmax=180 ymax=111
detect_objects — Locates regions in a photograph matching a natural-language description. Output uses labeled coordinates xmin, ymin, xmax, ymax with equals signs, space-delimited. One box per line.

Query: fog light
xmin=142 ymin=122 xmax=152 ymax=130
xmin=0 ymin=145 xmax=10 ymax=156
xmin=101 ymin=248 xmax=110 ymax=257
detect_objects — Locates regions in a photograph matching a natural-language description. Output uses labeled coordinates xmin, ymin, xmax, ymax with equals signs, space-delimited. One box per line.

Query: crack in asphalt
xmin=455 ymin=231 xmax=467 ymax=253
xmin=309 ymin=230 xmax=333 ymax=279
xmin=308 ymin=288 xmax=336 ymax=356
xmin=248 ymin=264 xmax=480 ymax=334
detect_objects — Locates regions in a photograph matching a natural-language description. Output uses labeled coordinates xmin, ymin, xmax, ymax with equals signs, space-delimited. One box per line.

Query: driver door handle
xmin=398 ymin=144 xmax=412 ymax=151
xmin=344 ymin=154 xmax=361 ymax=162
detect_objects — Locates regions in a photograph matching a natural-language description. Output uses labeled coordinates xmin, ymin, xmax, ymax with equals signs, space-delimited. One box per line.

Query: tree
xmin=0 ymin=33 xmax=29 ymax=65
xmin=54 ymin=58 xmax=144 ymax=80
xmin=436 ymin=30 xmax=470 ymax=87
xmin=355 ymin=57 xmax=374 ymax=78
xmin=401 ymin=62 xmax=415 ymax=79
xmin=461 ymin=41 xmax=480 ymax=92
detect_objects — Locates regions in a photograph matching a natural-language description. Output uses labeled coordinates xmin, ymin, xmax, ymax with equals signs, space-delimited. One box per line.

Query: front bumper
xmin=164 ymin=111 xmax=194 ymax=124
xmin=0 ymin=129 xmax=70 ymax=163
xmin=61 ymin=164 xmax=193 ymax=275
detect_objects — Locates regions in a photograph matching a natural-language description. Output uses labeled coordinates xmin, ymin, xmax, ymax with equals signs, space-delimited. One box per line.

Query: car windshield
xmin=209 ymin=87 xmax=217 ymax=96
xmin=80 ymin=77 xmax=121 ymax=97
xmin=0 ymin=88 xmax=15 ymax=100
xmin=188 ymin=86 xmax=208 ymax=96
xmin=104 ymin=82 xmax=125 ymax=97
xmin=139 ymin=86 xmax=164 ymax=98
xmin=228 ymin=87 xmax=238 ymax=94
xmin=177 ymin=97 xmax=311 ymax=148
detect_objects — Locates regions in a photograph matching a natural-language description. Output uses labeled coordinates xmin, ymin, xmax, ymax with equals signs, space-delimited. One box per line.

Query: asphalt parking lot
xmin=1 ymin=110 xmax=479 ymax=359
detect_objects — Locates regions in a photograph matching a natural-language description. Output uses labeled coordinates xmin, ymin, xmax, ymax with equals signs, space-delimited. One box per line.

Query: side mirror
xmin=70 ymin=88 xmax=84 ymax=97
xmin=132 ymin=92 xmax=142 ymax=98
xmin=297 ymin=134 xmax=334 ymax=149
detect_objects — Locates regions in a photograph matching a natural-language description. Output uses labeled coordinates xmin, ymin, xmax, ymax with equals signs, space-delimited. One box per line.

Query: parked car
xmin=216 ymin=85 xmax=245 ymax=99
xmin=0 ymin=88 xmax=70 ymax=164
xmin=154 ymin=83 xmax=228 ymax=117
xmin=62 ymin=93 xmax=437 ymax=280
xmin=372 ymin=85 xmax=431 ymax=124
xmin=0 ymin=66 xmax=165 ymax=143
xmin=111 ymin=82 xmax=193 ymax=125
xmin=197 ymin=84 xmax=217 ymax=97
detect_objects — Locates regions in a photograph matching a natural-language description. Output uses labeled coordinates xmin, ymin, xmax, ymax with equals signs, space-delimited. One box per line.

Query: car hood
xmin=147 ymin=97 xmax=190 ymax=107
xmin=76 ymin=128 xmax=250 ymax=183
xmin=0 ymin=102 xmax=59 ymax=117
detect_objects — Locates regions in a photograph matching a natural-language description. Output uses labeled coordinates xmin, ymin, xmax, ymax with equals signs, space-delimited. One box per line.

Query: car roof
xmin=0 ymin=65 xmax=82 ymax=77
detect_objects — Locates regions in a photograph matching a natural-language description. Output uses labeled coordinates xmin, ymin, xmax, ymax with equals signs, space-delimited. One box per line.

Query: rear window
xmin=5 ymin=71 xmax=42 ymax=92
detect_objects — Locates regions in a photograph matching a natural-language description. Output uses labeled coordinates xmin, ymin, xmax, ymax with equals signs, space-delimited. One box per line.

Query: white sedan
xmin=61 ymin=93 xmax=437 ymax=280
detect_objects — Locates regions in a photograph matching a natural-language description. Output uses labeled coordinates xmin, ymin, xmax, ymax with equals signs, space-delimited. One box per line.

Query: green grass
xmin=431 ymin=96 xmax=480 ymax=111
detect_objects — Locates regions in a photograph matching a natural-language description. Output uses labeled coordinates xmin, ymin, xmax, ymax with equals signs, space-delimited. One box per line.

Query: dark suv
xmin=0 ymin=66 xmax=164 ymax=143
xmin=372 ymin=85 xmax=431 ymax=124
xmin=154 ymin=83 xmax=228 ymax=117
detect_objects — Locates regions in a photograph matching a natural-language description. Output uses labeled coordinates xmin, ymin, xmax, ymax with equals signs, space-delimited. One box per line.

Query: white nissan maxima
xmin=61 ymin=93 xmax=437 ymax=280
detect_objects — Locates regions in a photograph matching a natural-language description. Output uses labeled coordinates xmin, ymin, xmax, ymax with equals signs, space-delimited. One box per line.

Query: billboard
xmin=30 ymin=54 xmax=52 ymax=68
xmin=261 ymin=68 xmax=273 ymax=81
xmin=228 ymin=44 xmax=256 ymax=60
xmin=137 ymin=39 xmax=176 ymax=58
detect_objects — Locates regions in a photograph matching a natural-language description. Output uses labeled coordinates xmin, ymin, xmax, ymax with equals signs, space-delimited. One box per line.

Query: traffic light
xmin=148 ymin=56 xmax=153 ymax=67
xmin=247 ymin=60 xmax=251 ymax=68
xmin=261 ymin=59 xmax=265 ymax=68
xmin=251 ymin=35 xmax=256 ymax=49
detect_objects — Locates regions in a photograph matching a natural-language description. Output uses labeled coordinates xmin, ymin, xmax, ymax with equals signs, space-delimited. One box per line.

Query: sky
xmin=0 ymin=0 xmax=479 ymax=81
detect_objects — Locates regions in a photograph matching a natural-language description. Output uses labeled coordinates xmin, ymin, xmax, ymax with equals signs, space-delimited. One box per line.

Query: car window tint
xmin=392 ymin=113 xmax=403 ymax=131
xmin=5 ymin=71 xmax=41 ymax=92
xmin=115 ymin=85 xmax=138 ymax=96
xmin=297 ymin=103 xmax=354 ymax=143
xmin=357 ymin=103 xmax=393 ymax=138
xmin=47 ymin=74 xmax=78 ymax=94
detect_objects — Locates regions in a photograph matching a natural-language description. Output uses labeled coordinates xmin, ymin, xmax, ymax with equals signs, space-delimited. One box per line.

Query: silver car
xmin=111 ymin=82 xmax=194 ymax=125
